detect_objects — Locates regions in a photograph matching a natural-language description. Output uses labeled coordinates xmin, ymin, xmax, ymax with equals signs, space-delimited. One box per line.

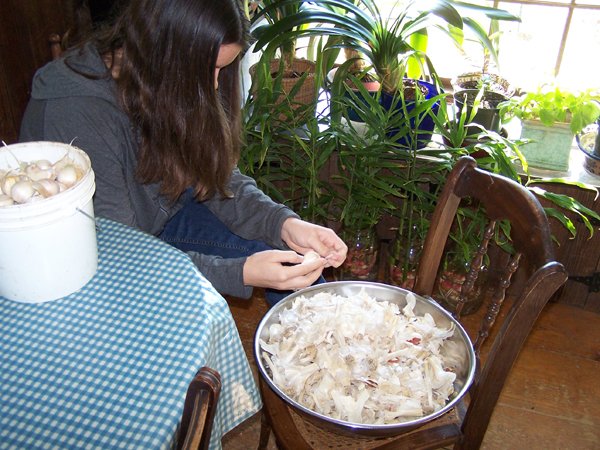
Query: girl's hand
xmin=280 ymin=218 xmax=348 ymax=268
xmin=243 ymin=249 xmax=327 ymax=290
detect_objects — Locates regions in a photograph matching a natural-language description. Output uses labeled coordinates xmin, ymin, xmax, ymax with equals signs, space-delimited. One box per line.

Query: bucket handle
xmin=76 ymin=207 xmax=101 ymax=232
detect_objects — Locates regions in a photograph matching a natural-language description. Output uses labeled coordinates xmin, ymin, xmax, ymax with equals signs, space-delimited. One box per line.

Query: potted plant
xmin=249 ymin=0 xmax=323 ymax=121
xmin=253 ymin=0 xmax=520 ymax=149
xmin=433 ymin=92 xmax=485 ymax=151
xmin=240 ymin=48 xmax=337 ymax=225
xmin=243 ymin=1 xmax=600 ymax=313
xmin=468 ymin=130 xmax=600 ymax=241
xmin=329 ymin=108 xmax=407 ymax=280
xmin=394 ymin=98 xmax=600 ymax=315
xmin=434 ymin=208 xmax=490 ymax=316
xmin=452 ymin=72 xmax=515 ymax=98
xmin=451 ymin=70 xmax=517 ymax=136
xmin=499 ymin=84 xmax=600 ymax=171
xmin=453 ymin=87 xmax=509 ymax=135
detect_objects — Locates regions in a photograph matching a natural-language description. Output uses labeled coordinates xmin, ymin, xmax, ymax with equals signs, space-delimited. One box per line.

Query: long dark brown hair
xmin=88 ymin=0 xmax=249 ymax=200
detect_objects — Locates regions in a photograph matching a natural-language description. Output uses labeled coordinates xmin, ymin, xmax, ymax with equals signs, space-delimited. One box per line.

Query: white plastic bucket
xmin=0 ymin=142 xmax=98 ymax=303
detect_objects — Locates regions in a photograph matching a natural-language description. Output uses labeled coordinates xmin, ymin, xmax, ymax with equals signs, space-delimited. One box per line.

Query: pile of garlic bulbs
xmin=0 ymin=156 xmax=83 ymax=207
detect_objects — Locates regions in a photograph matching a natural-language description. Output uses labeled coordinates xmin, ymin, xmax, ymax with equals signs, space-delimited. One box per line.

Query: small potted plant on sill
xmin=499 ymin=84 xmax=600 ymax=172
xmin=432 ymin=90 xmax=523 ymax=159
xmin=452 ymin=72 xmax=516 ymax=99
xmin=451 ymin=16 xmax=517 ymax=102
xmin=453 ymin=87 xmax=509 ymax=135
xmin=451 ymin=72 xmax=516 ymax=137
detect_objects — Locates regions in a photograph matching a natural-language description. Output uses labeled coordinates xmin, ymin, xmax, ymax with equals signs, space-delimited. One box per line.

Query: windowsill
xmin=522 ymin=144 xmax=600 ymax=188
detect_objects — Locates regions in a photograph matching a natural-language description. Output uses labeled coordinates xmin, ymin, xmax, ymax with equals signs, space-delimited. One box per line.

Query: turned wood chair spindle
xmin=455 ymin=220 xmax=496 ymax=319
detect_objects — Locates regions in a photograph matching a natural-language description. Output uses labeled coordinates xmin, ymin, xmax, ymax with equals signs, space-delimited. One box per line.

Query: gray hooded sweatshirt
xmin=19 ymin=44 xmax=298 ymax=299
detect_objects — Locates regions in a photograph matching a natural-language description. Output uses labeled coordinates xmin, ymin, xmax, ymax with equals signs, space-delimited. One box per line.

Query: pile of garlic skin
xmin=0 ymin=156 xmax=83 ymax=207
xmin=260 ymin=289 xmax=457 ymax=425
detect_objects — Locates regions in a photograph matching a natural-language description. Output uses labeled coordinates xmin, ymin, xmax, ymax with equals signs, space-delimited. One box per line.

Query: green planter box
xmin=520 ymin=119 xmax=573 ymax=171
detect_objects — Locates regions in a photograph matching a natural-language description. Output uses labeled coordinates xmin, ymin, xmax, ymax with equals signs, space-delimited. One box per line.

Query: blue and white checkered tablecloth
xmin=0 ymin=218 xmax=262 ymax=450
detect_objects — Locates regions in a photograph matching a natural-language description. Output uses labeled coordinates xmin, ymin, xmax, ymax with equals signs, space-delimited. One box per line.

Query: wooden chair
xmin=257 ymin=156 xmax=568 ymax=450
xmin=177 ymin=366 xmax=222 ymax=450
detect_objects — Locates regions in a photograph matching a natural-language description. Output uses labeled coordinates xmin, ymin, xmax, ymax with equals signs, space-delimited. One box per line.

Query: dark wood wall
xmin=0 ymin=0 xmax=72 ymax=144
xmin=541 ymin=182 xmax=600 ymax=313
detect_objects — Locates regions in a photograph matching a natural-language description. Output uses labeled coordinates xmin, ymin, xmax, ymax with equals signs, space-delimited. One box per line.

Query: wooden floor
xmin=222 ymin=290 xmax=600 ymax=450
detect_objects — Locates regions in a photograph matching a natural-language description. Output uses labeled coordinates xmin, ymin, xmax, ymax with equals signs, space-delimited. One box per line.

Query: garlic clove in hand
xmin=301 ymin=250 xmax=322 ymax=265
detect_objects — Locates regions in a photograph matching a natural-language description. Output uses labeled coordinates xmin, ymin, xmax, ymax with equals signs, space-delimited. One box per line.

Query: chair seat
xmin=260 ymin=376 xmax=464 ymax=450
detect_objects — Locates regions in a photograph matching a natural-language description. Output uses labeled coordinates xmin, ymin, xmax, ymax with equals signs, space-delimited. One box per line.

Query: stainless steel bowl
xmin=254 ymin=281 xmax=476 ymax=437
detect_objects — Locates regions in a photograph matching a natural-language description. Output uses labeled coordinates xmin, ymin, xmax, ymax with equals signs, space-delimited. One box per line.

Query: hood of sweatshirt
xmin=30 ymin=43 xmax=118 ymax=105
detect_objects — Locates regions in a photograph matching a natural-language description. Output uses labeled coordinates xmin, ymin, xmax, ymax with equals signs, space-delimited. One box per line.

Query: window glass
xmin=558 ymin=8 xmax=600 ymax=90
xmin=495 ymin=2 xmax=566 ymax=91
xmin=300 ymin=1 xmax=598 ymax=92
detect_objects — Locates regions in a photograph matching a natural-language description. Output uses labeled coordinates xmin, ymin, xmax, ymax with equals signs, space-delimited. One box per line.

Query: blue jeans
xmin=158 ymin=197 xmax=323 ymax=306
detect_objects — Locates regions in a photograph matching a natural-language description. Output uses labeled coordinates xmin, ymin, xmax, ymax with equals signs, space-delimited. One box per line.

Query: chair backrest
xmin=177 ymin=366 xmax=222 ymax=450
xmin=413 ymin=156 xmax=568 ymax=449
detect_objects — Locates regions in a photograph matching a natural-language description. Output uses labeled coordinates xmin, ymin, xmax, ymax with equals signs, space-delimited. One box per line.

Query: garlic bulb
xmin=33 ymin=179 xmax=61 ymax=198
xmin=11 ymin=180 xmax=35 ymax=203
xmin=0 ymin=155 xmax=85 ymax=207
xmin=35 ymin=159 xmax=53 ymax=170
xmin=56 ymin=165 xmax=79 ymax=187
xmin=1 ymin=174 xmax=20 ymax=196
xmin=26 ymin=163 xmax=55 ymax=182
xmin=52 ymin=155 xmax=71 ymax=172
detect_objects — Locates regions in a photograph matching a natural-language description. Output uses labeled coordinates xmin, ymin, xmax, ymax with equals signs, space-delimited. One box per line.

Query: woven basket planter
xmin=250 ymin=58 xmax=317 ymax=121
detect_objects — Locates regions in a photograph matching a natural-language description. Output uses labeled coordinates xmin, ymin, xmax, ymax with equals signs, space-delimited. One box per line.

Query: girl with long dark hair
xmin=20 ymin=0 xmax=347 ymax=304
